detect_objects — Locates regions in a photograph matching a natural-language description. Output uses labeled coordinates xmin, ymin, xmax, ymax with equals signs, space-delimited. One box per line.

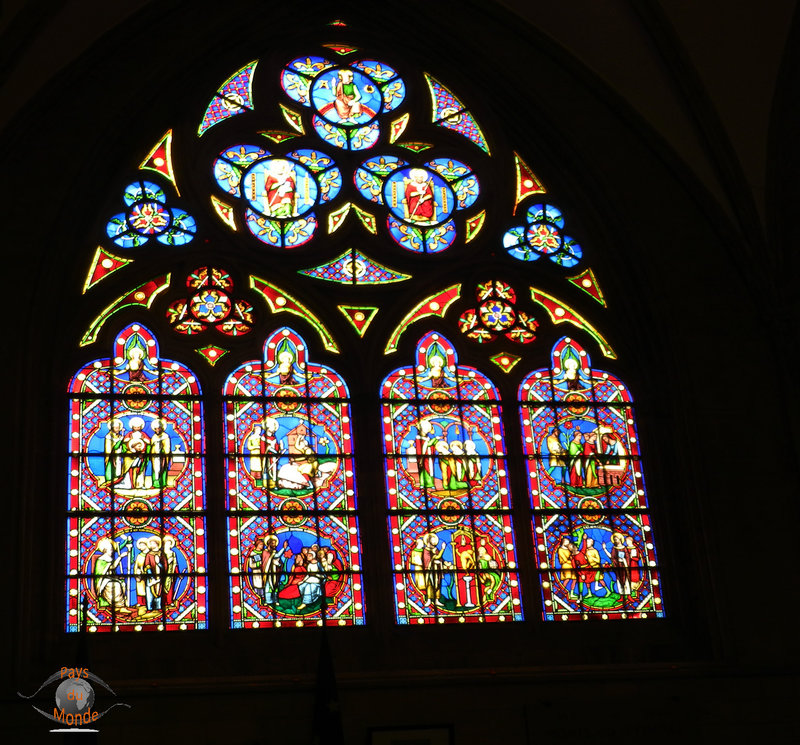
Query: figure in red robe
xmin=263 ymin=161 xmax=296 ymax=218
xmin=278 ymin=553 xmax=306 ymax=600
xmin=403 ymin=169 xmax=436 ymax=224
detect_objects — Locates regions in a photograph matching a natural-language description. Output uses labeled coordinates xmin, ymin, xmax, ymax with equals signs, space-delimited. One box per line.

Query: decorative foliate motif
xmin=167 ymin=267 xmax=254 ymax=336
xmin=213 ymin=145 xmax=341 ymax=248
xmin=355 ymin=155 xmax=480 ymax=253
xmin=458 ymin=280 xmax=538 ymax=344
xmin=504 ymin=203 xmax=583 ymax=268
xmin=281 ymin=55 xmax=406 ymax=151
xmin=106 ymin=180 xmax=196 ymax=249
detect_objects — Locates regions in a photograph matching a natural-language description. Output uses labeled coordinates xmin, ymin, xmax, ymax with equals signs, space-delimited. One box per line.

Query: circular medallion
xmin=426 ymin=390 xmax=454 ymax=414
xmin=241 ymin=158 xmax=318 ymax=219
xmin=274 ymin=387 xmax=301 ymax=412
xmin=123 ymin=499 xmax=151 ymax=526
xmin=384 ymin=167 xmax=455 ymax=227
xmin=311 ymin=68 xmax=381 ymax=125
xmin=577 ymin=496 xmax=604 ymax=523
xmin=565 ymin=393 xmax=589 ymax=416
xmin=438 ymin=498 xmax=463 ymax=525
xmin=122 ymin=383 xmax=150 ymax=410
xmin=279 ymin=498 xmax=307 ymax=526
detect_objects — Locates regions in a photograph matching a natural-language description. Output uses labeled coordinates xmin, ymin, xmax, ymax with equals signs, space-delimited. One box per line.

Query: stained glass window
xmin=381 ymin=332 xmax=523 ymax=624
xmin=67 ymin=324 xmax=207 ymax=631
xmin=68 ymin=32 xmax=666 ymax=634
xmin=519 ymin=337 xmax=664 ymax=620
xmin=224 ymin=327 xmax=364 ymax=627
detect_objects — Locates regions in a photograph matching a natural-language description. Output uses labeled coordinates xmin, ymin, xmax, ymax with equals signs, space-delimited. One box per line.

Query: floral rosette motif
xmin=213 ymin=145 xmax=341 ymax=248
xmin=458 ymin=280 xmax=538 ymax=344
xmin=355 ymin=155 xmax=480 ymax=253
xmin=281 ymin=56 xmax=406 ymax=151
xmin=167 ymin=267 xmax=254 ymax=336
xmin=106 ymin=180 xmax=196 ymax=248
xmin=503 ymin=203 xmax=583 ymax=268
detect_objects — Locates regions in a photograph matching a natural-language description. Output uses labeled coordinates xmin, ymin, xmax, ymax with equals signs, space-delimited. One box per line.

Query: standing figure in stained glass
xmin=567 ymin=430 xmax=584 ymax=487
xmin=334 ymin=69 xmax=362 ymax=121
xmin=452 ymin=530 xmax=478 ymax=608
xmin=263 ymin=417 xmax=281 ymax=487
xmin=420 ymin=532 xmax=447 ymax=607
xmin=261 ymin=535 xmax=289 ymax=604
xmin=150 ymin=418 xmax=172 ymax=489
xmin=464 ymin=438 xmax=482 ymax=484
xmin=581 ymin=431 xmax=600 ymax=488
xmin=142 ymin=536 xmax=165 ymax=610
xmin=584 ymin=536 xmax=610 ymax=596
xmin=544 ymin=427 xmax=568 ymax=482
xmin=133 ymin=537 xmax=149 ymax=609
xmin=403 ymin=168 xmax=436 ymax=224
xmin=625 ymin=535 xmax=642 ymax=597
xmin=121 ymin=417 xmax=150 ymax=490
xmin=603 ymin=533 xmax=632 ymax=596
xmin=162 ymin=535 xmax=179 ymax=605
xmin=248 ymin=538 xmax=265 ymax=601
xmin=415 ymin=418 xmax=440 ymax=489
xmin=263 ymin=160 xmax=297 ymax=218
xmin=246 ymin=424 xmax=266 ymax=486
xmin=103 ymin=418 xmax=125 ymax=485
xmin=93 ymin=536 xmax=133 ymax=617
xmin=556 ymin=536 xmax=578 ymax=599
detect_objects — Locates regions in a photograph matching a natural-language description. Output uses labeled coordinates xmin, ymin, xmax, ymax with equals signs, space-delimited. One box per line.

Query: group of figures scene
xmin=381 ymin=332 xmax=509 ymax=515
xmin=525 ymin=406 xmax=641 ymax=510
xmin=230 ymin=406 xmax=352 ymax=510
xmin=391 ymin=513 xmax=522 ymax=623
xmin=384 ymin=405 xmax=508 ymax=512
xmin=233 ymin=515 xmax=363 ymax=626
xmin=67 ymin=518 xmax=206 ymax=631
xmin=518 ymin=338 xmax=647 ymax=511
xmin=223 ymin=328 xmax=355 ymax=511
xmin=538 ymin=513 xmax=662 ymax=618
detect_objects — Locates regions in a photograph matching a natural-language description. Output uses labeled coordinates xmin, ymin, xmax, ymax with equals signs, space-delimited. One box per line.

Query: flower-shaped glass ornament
xmin=355 ymin=156 xmax=480 ymax=254
xmin=281 ymin=56 xmax=406 ymax=151
xmin=167 ymin=267 xmax=254 ymax=337
xmin=106 ymin=180 xmax=196 ymax=249
xmin=458 ymin=280 xmax=538 ymax=345
xmin=213 ymin=145 xmax=341 ymax=248
xmin=503 ymin=203 xmax=583 ymax=268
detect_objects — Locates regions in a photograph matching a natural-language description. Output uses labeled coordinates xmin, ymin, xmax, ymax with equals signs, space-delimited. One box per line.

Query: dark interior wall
xmin=5 ymin=1 xmax=796 ymax=742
